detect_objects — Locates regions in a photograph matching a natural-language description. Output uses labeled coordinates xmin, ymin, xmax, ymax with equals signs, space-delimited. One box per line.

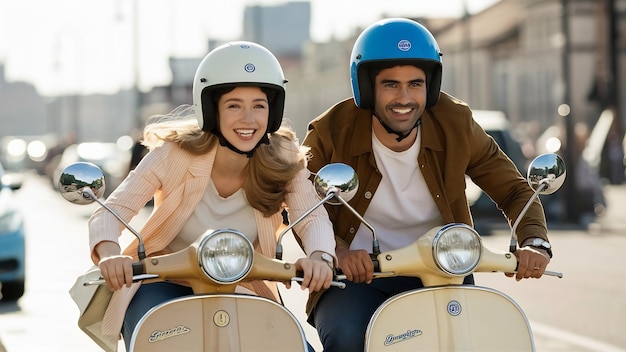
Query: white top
xmin=350 ymin=127 xmax=443 ymax=252
xmin=170 ymin=178 xmax=257 ymax=252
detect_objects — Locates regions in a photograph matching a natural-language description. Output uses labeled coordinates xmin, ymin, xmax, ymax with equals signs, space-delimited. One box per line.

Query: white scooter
xmin=58 ymin=162 xmax=344 ymax=352
xmin=310 ymin=153 xmax=565 ymax=351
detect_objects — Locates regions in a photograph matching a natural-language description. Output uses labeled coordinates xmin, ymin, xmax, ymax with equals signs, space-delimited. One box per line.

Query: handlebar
xmin=84 ymin=262 xmax=348 ymax=288
xmin=337 ymin=253 xmax=563 ymax=281
xmin=85 ymin=274 xmax=347 ymax=288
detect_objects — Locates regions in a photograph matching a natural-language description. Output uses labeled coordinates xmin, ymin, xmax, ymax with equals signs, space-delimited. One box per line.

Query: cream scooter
xmin=58 ymin=162 xmax=345 ymax=352
xmin=311 ymin=153 xmax=566 ymax=351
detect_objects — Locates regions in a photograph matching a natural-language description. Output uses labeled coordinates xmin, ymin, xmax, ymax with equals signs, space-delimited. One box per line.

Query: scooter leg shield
xmin=129 ymin=294 xmax=308 ymax=352
xmin=364 ymin=286 xmax=534 ymax=351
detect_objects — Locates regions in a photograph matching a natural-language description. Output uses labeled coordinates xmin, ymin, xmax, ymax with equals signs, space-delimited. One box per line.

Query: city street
xmin=1 ymin=172 xmax=625 ymax=351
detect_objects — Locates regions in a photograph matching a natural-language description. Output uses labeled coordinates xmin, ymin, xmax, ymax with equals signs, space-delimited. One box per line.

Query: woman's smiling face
xmin=217 ymin=86 xmax=269 ymax=152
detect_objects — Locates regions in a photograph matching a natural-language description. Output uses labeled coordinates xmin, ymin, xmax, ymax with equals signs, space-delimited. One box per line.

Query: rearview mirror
xmin=527 ymin=153 xmax=566 ymax=195
xmin=58 ymin=162 xmax=106 ymax=205
xmin=313 ymin=163 xmax=359 ymax=205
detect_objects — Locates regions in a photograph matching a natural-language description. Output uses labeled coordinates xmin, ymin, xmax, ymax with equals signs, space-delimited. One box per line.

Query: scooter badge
xmin=447 ymin=300 xmax=462 ymax=316
xmin=213 ymin=310 xmax=231 ymax=327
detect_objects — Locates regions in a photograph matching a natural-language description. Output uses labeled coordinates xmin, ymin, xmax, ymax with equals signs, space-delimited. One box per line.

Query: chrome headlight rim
xmin=432 ymin=223 xmax=482 ymax=276
xmin=197 ymin=229 xmax=254 ymax=284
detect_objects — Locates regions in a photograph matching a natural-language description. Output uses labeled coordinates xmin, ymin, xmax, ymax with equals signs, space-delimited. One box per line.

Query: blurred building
xmin=158 ymin=2 xmax=312 ymax=133
xmin=46 ymin=90 xmax=137 ymax=143
xmin=243 ymin=2 xmax=310 ymax=63
xmin=0 ymin=64 xmax=54 ymax=173
xmin=289 ymin=0 xmax=624 ymax=139
xmin=0 ymin=64 xmax=46 ymax=137
xmin=433 ymin=0 xmax=624 ymax=138
xmin=434 ymin=0 xmax=625 ymax=186
xmin=1 ymin=0 xmax=623 ymax=183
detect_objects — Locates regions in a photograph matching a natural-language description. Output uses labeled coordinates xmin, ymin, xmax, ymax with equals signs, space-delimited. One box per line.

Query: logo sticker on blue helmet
xmin=244 ymin=63 xmax=255 ymax=73
xmin=398 ymin=40 xmax=411 ymax=52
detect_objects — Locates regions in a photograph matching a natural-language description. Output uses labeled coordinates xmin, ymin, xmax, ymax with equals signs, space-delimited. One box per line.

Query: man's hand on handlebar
xmin=336 ymin=247 xmax=374 ymax=284
xmin=506 ymin=247 xmax=551 ymax=281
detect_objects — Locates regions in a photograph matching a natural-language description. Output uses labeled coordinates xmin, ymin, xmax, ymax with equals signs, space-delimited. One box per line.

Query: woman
xmin=88 ymin=41 xmax=336 ymax=350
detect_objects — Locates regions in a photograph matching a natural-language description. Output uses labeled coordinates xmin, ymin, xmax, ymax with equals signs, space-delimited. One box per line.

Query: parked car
xmin=469 ymin=110 xmax=609 ymax=232
xmin=0 ymin=161 xmax=26 ymax=301
xmin=52 ymin=142 xmax=132 ymax=198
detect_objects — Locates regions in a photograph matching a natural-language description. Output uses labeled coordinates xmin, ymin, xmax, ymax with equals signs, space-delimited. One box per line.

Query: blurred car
xmin=466 ymin=110 xmax=532 ymax=235
xmin=52 ymin=142 xmax=132 ymax=198
xmin=0 ymin=161 xmax=26 ymax=301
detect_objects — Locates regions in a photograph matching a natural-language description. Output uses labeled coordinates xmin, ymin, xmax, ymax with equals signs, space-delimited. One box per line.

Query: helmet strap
xmin=217 ymin=133 xmax=270 ymax=158
xmin=373 ymin=111 xmax=422 ymax=142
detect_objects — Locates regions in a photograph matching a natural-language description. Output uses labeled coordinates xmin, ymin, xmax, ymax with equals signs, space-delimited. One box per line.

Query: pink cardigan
xmin=88 ymin=141 xmax=336 ymax=340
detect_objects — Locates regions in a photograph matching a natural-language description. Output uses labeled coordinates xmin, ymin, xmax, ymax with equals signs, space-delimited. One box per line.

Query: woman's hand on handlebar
xmin=292 ymin=257 xmax=333 ymax=292
xmin=336 ymin=247 xmax=374 ymax=284
xmin=95 ymin=241 xmax=134 ymax=291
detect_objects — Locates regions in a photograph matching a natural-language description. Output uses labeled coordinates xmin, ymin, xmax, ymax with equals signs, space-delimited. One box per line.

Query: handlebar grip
xmin=83 ymin=262 xmax=152 ymax=286
xmin=132 ymin=261 xmax=145 ymax=275
xmin=370 ymin=253 xmax=380 ymax=272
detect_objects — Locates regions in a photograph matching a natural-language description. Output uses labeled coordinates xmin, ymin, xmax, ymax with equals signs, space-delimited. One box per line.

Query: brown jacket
xmin=302 ymin=92 xmax=547 ymax=314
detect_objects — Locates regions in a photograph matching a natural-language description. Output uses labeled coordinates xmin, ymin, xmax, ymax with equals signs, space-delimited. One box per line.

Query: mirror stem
xmin=82 ymin=188 xmax=147 ymax=260
xmin=332 ymin=194 xmax=380 ymax=256
xmin=275 ymin=191 xmax=337 ymax=260
xmin=509 ymin=182 xmax=547 ymax=253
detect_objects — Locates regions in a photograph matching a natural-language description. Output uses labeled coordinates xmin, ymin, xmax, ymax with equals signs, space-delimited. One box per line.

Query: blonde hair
xmin=142 ymin=105 xmax=307 ymax=217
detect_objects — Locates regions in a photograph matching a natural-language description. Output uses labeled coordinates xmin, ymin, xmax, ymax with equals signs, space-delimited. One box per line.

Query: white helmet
xmin=192 ymin=41 xmax=287 ymax=134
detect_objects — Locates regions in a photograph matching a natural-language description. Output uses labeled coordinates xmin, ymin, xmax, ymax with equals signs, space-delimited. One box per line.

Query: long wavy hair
xmin=142 ymin=105 xmax=307 ymax=217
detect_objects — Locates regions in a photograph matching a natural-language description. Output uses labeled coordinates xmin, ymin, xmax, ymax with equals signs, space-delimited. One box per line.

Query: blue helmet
xmin=350 ymin=18 xmax=443 ymax=109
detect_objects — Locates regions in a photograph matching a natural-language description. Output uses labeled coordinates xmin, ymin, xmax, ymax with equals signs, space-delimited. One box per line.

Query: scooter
xmin=310 ymin=153 xmax=566 ymax=351
xmin=57 ymin=162 xmax=345 ymax=352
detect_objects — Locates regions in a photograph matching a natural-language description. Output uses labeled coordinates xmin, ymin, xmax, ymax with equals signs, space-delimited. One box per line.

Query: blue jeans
xmin=310 ymin=276 xmax=474 ymax=352
xmin=122 ymin=281 xmax=316 ymax=352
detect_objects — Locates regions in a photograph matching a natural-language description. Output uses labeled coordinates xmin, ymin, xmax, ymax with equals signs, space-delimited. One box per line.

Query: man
xmin=302 ymin=18 xmax=553 ymax=351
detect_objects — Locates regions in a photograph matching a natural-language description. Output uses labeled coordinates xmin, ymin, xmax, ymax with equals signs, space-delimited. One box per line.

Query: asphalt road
xmin=1 ymin=173 xmax=625 ymax=352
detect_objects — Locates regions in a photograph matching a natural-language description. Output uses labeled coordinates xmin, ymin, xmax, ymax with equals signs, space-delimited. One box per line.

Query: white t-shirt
xmin=350 ymin=127 xmax=443 ymax=252
xmin=168 ymin=178 xmax=257 ymax=252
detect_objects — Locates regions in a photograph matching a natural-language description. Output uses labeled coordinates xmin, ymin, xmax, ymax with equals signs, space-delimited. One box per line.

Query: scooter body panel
xmin=365 ymin=285 xmax=534 ymax=351
xmin=130 ymin=294 xmax=308 ymax=352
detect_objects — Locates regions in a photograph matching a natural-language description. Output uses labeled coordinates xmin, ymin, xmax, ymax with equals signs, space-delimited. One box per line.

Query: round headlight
xmin=198 ymin=229 xmax=254 ymax=283
xmin=433 ymin=224 xmax=481 ymax=276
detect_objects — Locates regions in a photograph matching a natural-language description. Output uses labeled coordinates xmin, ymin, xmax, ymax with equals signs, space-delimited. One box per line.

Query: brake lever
xmin=83 ymin=273 xmax=160 ymax=286
xmin=515 ymin=270 xmax=563 ymax=278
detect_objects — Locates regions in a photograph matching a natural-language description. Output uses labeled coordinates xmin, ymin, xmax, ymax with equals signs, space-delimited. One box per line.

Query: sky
xmin=0 ymin=0 xmax=498 ymax=96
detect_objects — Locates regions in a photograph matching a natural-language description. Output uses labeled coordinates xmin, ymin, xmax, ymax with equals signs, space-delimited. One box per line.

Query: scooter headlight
xmin=432 ymin=224 xmax=482 ymax=276
xmin=197 ymin=229 xmax=254 ymax=284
